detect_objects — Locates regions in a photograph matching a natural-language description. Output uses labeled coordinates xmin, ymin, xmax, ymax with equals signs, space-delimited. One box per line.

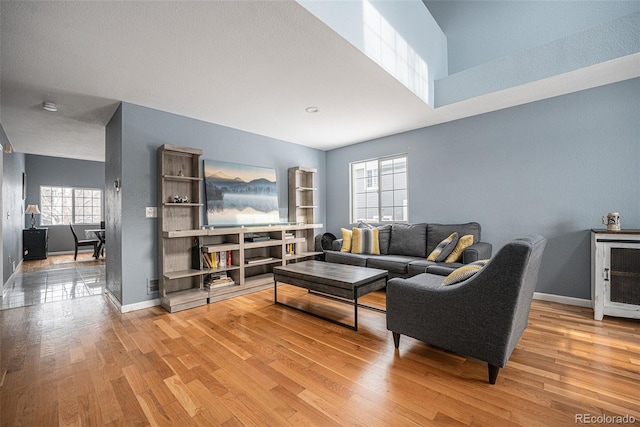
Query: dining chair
xmin=69 ymin=223 xmax=99 ymax=260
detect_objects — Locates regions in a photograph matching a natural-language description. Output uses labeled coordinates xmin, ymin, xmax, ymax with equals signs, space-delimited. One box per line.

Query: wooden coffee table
xmin=273 ymin=260 xmax=388 ymax=330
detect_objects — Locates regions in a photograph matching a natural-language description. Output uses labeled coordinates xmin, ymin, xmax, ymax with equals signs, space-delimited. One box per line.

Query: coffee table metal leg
xmin=354 ymin=297 xmax=358 ymax=331
xmin=274 ymin=279 xmax=359 ymax=331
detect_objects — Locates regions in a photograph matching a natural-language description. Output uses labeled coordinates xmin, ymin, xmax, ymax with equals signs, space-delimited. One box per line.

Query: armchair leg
xmin=488 ymin=364 xmax=500 ymax=384
xmin=392 ymin=332 xmax=400 ymax=349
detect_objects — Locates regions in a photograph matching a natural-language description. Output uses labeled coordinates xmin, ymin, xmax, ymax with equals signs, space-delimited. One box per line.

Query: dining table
xmin=85 ymin=228 xmax=106 ymax=258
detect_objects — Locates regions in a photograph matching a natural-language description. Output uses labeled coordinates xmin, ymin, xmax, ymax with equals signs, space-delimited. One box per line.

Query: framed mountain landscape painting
xmin=204 ymin=160 xmax=280 ymax=226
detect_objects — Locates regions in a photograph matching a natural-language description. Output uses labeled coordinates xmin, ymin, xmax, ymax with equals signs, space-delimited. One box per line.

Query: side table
xmin=23 ymin=228 xmax=48 ymax=260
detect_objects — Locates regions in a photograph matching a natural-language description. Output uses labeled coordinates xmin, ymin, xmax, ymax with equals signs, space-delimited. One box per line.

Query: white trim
xmin=105 ymin=289 xmax=160 ymax=313
xmin=533 ymin=292 xmax=591 ymax=308
xmin=104 ymin=289 xmax=122 ymax=311
xmin=2 ymin=259 xmax=24 ymax=289
xmin=121 ymin=298 xmax=160 ymax=313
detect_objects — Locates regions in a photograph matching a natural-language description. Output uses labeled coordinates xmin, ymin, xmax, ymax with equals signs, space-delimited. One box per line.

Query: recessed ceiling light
xmin=305 ymin=106 xmax=319 ymax=113
xmin=42 ymin=102 xmax=58 ymax=112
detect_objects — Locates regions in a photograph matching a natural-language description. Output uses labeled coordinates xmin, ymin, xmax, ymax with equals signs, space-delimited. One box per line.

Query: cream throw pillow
xmin=444 ymin=234 xmax=474 ymax=263
xmin=340 ymin=228 xmax=353 ymax=252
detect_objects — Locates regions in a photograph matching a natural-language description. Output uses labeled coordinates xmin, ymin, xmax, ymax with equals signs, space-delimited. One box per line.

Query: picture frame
xmin=203 ymin=159 xmax=279 ymax=226
xmin=22 ymin=172 xmax=27 ymax=200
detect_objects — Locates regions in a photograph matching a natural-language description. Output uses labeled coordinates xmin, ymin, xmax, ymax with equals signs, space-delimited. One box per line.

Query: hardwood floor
xmin=1 ymin=285 xmax=638 ymax=426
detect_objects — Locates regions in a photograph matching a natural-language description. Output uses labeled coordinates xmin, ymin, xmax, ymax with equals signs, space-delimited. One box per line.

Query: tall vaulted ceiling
xmin=1 ymin=0 xmax=639 ymax=161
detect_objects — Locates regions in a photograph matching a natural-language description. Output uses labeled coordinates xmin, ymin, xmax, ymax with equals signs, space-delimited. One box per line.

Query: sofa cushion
xmin=340 ymin=228 xmax=352 ymax=252
xmin=427 ymin=222 xmax=481 ymax=255
xmin=407 ymin=260 xmax=437 ymax=276
xmin=388 ymin=223 xmax=428 ymax=257
xmin=351 ymin=227 xmax=380 ymax=255
xmin=441 ymin=259 xmax=489 ymax=286
xmin=377 ymin=224 xmax=392 ymax=255
xmin=324 ymin=250 xmax=369 ymax=267
xmin=367 ymin=255 xmax=421 ymax=274
xmin=357 ymin=221 xmax=375 ymax=229
xmin=445 ymin=234 xmax=474 ymax=263
xmin=427 ymin=232 xmax=458 ymax=262
xmin=424 ymin=263 xmax=463 ymax=276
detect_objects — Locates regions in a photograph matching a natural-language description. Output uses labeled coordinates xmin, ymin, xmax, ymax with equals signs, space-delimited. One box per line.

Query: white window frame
xmin=350 ymin=154 xmax=408 ymax=224
xmin=40 ymin=186 xmax=103 ymax=225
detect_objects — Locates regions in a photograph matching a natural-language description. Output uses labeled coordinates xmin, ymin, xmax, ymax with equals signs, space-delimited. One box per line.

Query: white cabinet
xmin=591 ymin=230 xmax=640 ymax=320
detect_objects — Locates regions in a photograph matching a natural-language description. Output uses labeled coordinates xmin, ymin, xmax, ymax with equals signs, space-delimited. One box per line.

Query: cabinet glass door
xmin=610 ymin=247 xmax=640 ymax=305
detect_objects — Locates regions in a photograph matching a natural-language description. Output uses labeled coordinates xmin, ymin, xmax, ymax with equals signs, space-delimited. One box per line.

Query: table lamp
xmin=25 ymin=204 xmax=41 ymax=229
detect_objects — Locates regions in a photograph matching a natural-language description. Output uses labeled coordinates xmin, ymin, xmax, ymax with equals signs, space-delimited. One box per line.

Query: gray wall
xmin=24 ymin=154 xmax=105 ymax=252
xmin=109 ymin=102 xmax=326 ymax=306
xmin=1 ymin=124 xmax=26 ymax=284
xmin=424 ymin=1 xmax=640 ymax=74
xmin=326 ymin=78 xmax=640 ymax=300
xmin=105 ymin=104 xmax=123 ymax=302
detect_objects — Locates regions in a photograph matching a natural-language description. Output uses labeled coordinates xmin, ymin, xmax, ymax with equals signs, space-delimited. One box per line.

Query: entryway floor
xmin=1 ymin=253 xmax=105 ymax=310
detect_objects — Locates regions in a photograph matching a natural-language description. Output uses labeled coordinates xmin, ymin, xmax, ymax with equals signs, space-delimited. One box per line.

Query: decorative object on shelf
xmin=601 ymin=212 xmax=621 ymax=231
xmin=25 ymin=204 xmax=41 ymax=229
xmin=204 ymin=159 xmax=279 ymax=226
xmin=172 ymin=195 xmax=190 ymax=203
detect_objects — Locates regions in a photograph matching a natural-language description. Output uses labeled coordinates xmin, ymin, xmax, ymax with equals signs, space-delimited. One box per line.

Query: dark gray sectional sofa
xmin=325 ymin=222 xmax=492 ymax=279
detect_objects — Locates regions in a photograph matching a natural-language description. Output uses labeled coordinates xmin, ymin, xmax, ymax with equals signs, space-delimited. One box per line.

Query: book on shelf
xmin=204 ymin=272 xmax=235 ymax=288
xmin=285 ymin=243 xmax=295 ymax=257
xmin=245 ymin=256 xmax=273 ymax=265
xmin=244 ymin=233 xmax=270 ymax=242
xmin=202 ymin=252 xmax=212 ymax=268
xmin=285 ymin=232 xmax=294 ymax=239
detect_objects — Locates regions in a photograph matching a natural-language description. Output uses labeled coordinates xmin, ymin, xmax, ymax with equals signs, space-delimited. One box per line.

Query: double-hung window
xmin=351 ymin=155 xmax=408 ymax=223
xmin=40 ymin=186 xmax=103 ymax=225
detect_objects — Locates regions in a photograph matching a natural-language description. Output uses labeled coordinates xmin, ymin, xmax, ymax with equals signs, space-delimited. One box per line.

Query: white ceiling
xmin=1 ymin=1 xmax=638 ymax=162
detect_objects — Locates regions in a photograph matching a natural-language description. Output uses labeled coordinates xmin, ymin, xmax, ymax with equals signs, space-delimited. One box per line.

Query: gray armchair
xmin=386 ymin=235 xmax=547 ymax=384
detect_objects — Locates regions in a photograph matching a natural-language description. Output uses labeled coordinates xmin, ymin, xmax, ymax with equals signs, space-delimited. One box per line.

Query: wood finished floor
xmin=1 ymin=284 xmax=639 ymax=426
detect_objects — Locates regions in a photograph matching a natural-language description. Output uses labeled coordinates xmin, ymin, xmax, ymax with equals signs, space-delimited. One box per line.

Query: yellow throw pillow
xmin=351 ymin=227 xmax=380 ymax=255
xmin=444 ymin=234 xmax=474 ymax=263
xmin=441 ymin=259 xmax=489 ymax=286
xmin=427 ymin=232 xmax=459 ymax=262
xmin=340 ymin=228 xmax=353 ymax=252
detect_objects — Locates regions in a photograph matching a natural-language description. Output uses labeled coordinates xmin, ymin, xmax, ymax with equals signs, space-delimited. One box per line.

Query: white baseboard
xmin=104 ymin=289 xmax=160 ymax=313
xmin=121 ymin=298 xmax=160 ymax=313
xmin=533 ymin=292 xmax=591 ymax=308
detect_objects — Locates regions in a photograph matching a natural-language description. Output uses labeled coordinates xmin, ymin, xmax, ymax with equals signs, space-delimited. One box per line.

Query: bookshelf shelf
xmin=289 ymin=166 xmax=317 ymax=225
xmin=162 ymin=174 xmax=203 ymax=182
xmin=158 ymin=144 xmax=208 ymax=313
xmin=164 ymin=268 xmax=206 ymax=281
xmin=163 ymin=202 xmax=203 ymax=207
xmin=202 ymin=243 xmax=240 ymax=252
xmin=244 ymin=239 xmax=283 ymax=249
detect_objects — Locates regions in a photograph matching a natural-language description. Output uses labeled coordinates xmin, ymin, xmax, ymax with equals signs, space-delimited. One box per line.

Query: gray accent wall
xmin=326 ymin=78 xmax=640 ymax=300
xmin=105 ymin=104 xmax=123 ymax=302
xmin=107 ymin=102 xmax=326 ymax=306
xmin=1 ymin=124 xmax=26 ymax=285
xmin=24 ymin=154 xmax=105 ymax=253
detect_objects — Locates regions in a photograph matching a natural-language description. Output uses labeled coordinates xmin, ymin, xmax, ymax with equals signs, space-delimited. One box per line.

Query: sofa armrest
xmin=463 ymin=242 xmax=492 ymax=263
xmin=331 ymin=239 xmax=343 ymax=251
